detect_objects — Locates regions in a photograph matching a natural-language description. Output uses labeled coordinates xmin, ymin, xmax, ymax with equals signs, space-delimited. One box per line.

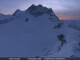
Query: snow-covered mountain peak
xmin=26 ymin=4 xmax=58 ymax=18
xmin=11 ymin=4 xmax=59 ymax=23
xmin=26 ymin=4 xmax=48 ymax=12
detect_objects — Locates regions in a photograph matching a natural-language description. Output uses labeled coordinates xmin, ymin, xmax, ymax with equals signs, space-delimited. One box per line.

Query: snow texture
xmin=0 ymin=4 xmax=80 ymax=57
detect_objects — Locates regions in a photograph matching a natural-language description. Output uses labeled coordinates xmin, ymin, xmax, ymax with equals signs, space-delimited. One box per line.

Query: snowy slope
xmin=0 ymin=4 xmax=80 ymax=57
xmin=50 ymin=21 xmax=80 ymax=57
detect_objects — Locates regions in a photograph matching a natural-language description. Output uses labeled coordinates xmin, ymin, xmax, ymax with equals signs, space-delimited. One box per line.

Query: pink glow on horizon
xmin=59 ymin=16 xmax=80 ymax=20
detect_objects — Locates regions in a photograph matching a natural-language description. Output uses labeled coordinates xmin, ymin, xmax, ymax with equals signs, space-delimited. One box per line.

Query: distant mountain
xmin=0 ymin=4 xmax=80 ymax=57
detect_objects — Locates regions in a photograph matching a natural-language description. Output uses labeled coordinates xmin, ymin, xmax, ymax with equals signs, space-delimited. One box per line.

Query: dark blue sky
xmin=0 ymin=0 xmax=80 ymax=20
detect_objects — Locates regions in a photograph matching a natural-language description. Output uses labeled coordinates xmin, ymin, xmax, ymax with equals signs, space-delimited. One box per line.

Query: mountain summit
xmin=26 ymin=4 xmax=59 ymax=20
xmin=12 ymin=4 xmax=59 ymax=22
xmin=26 ymin=4 xmax=56 ymax=16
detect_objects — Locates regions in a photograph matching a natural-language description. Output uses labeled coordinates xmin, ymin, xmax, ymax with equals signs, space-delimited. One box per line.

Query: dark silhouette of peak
xmin=26 ymin=4 xmax=48 ymax=12
xmin=27 ymin=4 xmax=37 ymax=11
xmin=38 ymin=4 xmax=42 ymax=7
xmin=27 ymin=4 xmax=43 ymax=11
xmin=26 ymin=4 xmax=57 ymax=17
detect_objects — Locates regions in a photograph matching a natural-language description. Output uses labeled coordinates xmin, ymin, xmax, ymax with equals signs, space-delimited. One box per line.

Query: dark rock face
xmin=27 ymin=4 xmax=47 ymax=16
xmin=26 ymin=4 xmax=59 ymax=20
xmin=57 ymin=34 xmax=67 ymax=51
xmin=27 ymin=4 xmax=37 ymax=12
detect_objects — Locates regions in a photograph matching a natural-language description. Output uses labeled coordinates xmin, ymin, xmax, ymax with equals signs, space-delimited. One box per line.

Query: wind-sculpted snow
xmin=0 ymin=5 xmax=80 ymax=57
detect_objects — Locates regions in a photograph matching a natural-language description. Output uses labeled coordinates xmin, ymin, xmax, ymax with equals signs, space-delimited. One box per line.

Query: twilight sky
xmin=0 ymin=0 xmax=80 ymax=20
